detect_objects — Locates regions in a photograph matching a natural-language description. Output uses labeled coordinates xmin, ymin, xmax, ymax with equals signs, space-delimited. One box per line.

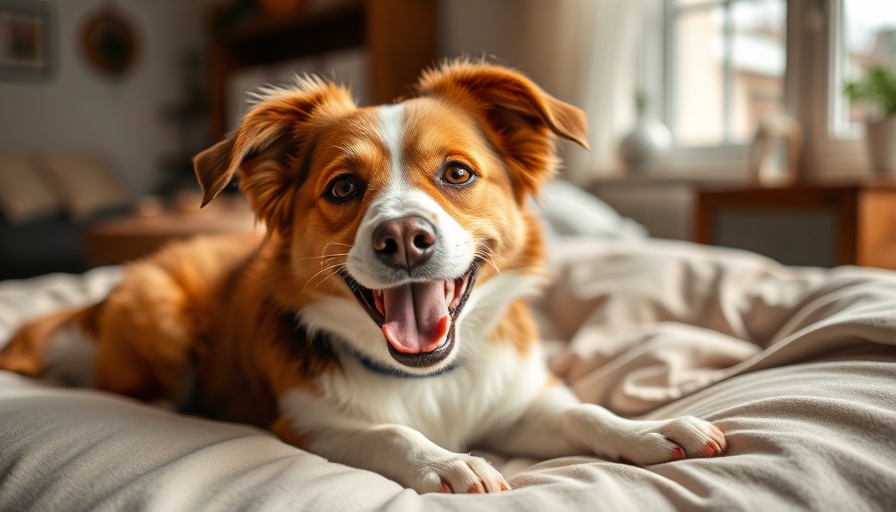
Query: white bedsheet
xmin=1 ymin=239 xmax=895 ymax=511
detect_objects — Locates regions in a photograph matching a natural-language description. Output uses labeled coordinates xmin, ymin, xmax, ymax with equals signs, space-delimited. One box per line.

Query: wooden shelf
xmin=216 ymin=2 xmax=365 ymax=67
xmin=208 ymin=0 xmax=437 ymax=139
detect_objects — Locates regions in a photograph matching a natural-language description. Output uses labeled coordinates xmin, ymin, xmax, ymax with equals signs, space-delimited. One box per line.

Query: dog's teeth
xmin=451 ymin=276 xmax=467 ymax=310
xmin=444 ymin=279 xmax=454 ymax=304
xmin=373 ymin=289 xmax=385 ymax=316
xmin=448 ymin=277 xmax=462 ymax=310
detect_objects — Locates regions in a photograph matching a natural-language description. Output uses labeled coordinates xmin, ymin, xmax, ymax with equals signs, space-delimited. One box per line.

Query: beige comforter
xmin=1 ymin=238 xmax=895 ymax=511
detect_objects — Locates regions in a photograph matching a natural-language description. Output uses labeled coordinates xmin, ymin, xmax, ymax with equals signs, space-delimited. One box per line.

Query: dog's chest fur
xmin=282 ymin=339 xmax=549 ymax=451
xmin=281 ymin=270 xmax=550 ymax=451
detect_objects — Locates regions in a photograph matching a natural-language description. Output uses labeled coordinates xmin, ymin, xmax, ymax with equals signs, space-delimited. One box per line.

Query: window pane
xmin=835 ymin=0 xmax=896 ymax=137
xmin=673 ymin=5 xmax=726 ymax=146
xmin=730 ymin=0 xmax=786 ymax=143
xmin=670 ymin=0 xmax=786 ymax=147
xmin=674 ymin=0 xmax=717 ymax=7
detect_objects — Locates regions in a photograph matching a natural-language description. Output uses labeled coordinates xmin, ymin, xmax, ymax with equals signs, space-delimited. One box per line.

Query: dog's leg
xmin=90 ymin=266 xmax=198 ymax=408
xmin=273 ymin=388 xmax=511 ymax=495
xmin=0 ymin=306 xmax=100 ymax=386
xmin=272 ymin=417 xmax=510 ymax=494
xmin=486 ymin=385 xmax=726 ymax=465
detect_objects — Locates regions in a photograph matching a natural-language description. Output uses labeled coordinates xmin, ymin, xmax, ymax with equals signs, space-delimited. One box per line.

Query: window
xmin=668 ymin=0 xmax=787 ymax=147
xmin=653 ymin=0 xmax=896 ymax=176
xmin=833 ymin=0 xmax=896 ymax=138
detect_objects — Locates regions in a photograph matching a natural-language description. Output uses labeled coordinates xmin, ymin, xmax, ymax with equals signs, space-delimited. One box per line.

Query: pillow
xmin=0 ymin=152 xmax=61 ymax=225
xmin=534 ymin=178 xmax=648 ymax=239
xmin=38 ymin=153 xmax=133 ymax=220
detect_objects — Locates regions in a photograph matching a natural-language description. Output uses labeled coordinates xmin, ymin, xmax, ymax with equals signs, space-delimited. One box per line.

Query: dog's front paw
xmin=618 ymin=416 xmax=727 ymax=466
xmin=410 ymin=453 xmax=511 ymax=494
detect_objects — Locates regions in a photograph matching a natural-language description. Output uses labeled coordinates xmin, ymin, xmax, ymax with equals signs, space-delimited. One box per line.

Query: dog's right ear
xmin=416 ymin=59 xmax=588 ymax=202
xmin=193 ymin=77 xmax=355 ymax=229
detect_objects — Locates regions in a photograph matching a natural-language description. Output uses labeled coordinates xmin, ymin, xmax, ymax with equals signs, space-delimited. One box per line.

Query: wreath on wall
xmin=80 ymin=2 xmax=138 ymax=78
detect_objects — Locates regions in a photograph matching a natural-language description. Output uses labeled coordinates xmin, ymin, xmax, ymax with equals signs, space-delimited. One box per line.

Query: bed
xmin=1 ymin=184 xmax=895 ymax=511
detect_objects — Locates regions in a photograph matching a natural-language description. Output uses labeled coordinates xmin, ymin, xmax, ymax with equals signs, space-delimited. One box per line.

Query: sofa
xmin=0 ymin=151 xmax=133 ymax=279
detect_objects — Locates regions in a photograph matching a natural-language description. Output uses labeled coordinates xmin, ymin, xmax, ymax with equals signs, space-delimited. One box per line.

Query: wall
xmin=437 ymin=0 xmax=521 ymax=66
xmin=0 ymin=0 xmax=524 ymax=198
xmin=437 ymin=0 xmax=578 ymax=103
xmin=0 ymin=0 xmax=205 ymax=196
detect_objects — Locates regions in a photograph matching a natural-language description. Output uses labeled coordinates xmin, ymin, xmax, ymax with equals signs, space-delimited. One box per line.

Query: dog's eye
xmin=326 ymin=177 xmax=359 ymax=201
xmin=442 ymin=163 xmax=476 ymax=186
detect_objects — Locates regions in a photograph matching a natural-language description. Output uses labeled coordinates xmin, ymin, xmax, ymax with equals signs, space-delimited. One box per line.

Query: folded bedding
xmin=1 ymin=238 xmax=895 ymax=511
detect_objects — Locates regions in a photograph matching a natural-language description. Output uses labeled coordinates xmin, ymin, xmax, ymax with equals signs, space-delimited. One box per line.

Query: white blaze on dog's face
xmin=344 ymin=104 xmax=477 ymax=353
xmin=193 ymin=62 xmax=588 ymax=376
xmin=336 ymin=98 xmax=529 ymax=371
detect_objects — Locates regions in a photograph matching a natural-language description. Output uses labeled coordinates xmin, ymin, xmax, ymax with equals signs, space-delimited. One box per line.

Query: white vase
xmin=865 ymin=116 xmax=896 ymax=176
xmin=619 ymin=115 xmax=672 ymax=170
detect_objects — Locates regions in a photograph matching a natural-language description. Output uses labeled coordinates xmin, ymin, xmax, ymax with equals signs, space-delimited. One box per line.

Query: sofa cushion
xmin=0 ymin=152 xmax=61 ymax=225
xmin=39 ymin=152 xmax=133 ymax=220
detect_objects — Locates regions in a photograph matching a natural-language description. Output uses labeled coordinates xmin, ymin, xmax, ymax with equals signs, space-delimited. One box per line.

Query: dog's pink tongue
xmin=381 ymin=281 xmax=450 ymax=354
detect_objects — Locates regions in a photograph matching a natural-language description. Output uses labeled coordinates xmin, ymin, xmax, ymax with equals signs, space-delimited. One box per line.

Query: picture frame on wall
xmin=0 ymin=0 xmax=54 ymax=81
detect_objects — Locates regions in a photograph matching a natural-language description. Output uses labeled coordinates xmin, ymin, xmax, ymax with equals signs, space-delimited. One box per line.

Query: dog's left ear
xmin=417 ymin=60 xmax=589 ymax=198
xmin=193 ymin=78 xmax=355 ymax=231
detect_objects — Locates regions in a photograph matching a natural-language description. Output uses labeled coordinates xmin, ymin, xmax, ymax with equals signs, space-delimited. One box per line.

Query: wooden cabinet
xmin=85 ymin=196 xmax=261 ymax=266
xmin=208 ymin=0 xmax=437 ymax=139
xmin=695 ymin=181 xmax=896 ymax=270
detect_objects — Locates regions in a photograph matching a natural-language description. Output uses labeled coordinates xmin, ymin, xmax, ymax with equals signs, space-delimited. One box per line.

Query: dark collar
xmin=290 ymin=316 xmax=463 ymax=379
xmin=348 ymin=348 xmax=464 ymax=379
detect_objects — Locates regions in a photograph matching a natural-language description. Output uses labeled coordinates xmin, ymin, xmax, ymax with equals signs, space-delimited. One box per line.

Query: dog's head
xmin=194 ymin=60 xmax=587 ymax=376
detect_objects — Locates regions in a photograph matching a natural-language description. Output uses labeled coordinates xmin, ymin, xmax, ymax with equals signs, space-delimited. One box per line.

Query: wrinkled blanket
xmin=1 ymin=238 xmax=895 ymax=511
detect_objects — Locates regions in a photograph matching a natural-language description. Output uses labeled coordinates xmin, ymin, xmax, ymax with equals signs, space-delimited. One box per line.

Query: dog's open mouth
xmin=340 ymin=262 xmax=480 ymax=368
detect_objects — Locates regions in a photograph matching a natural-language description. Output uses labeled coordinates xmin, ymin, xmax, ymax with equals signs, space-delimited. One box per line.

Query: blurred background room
xmin=1 ymin=0 xmax=895 ymax=279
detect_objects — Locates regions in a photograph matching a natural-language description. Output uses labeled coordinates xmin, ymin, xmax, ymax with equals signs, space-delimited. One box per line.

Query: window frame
xmin=645 ymin=0 xmax=868 ymax=179
xmin=797 ymin=0 xmax=867 ymax=176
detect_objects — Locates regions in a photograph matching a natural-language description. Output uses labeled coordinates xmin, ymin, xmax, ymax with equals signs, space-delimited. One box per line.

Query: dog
xmin=0 ymin=60 xmax=726 ymax=494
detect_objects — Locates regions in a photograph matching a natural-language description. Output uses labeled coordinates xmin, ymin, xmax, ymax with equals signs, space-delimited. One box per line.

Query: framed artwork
xmin=0 ymin=0 xmax=53 ymax=81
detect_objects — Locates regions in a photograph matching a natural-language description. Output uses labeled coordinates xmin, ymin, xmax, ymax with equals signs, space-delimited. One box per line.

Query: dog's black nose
xmin=373 ymin=216 xmax=437 ymax=271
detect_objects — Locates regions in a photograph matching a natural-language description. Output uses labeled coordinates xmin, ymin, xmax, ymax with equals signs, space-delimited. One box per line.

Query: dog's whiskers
xmin=319 ymin=253 xmax=350 ymax=269
xmin=316 ymin=243 xmax=354 ymax=269
xmin=294 ymin=252 xmax=350 ymax=263
xmin=475 ymin=244 xmax=502 ymax=274
xmin=322 ymin=242 xmax=354 ymax=251
xmin=483 ymin=256 xmax=501 ymax=274
xmin=302 ymin=263 xmax=346 ymax=294
xmin=293 ymin=242 xmax=353 ymax=263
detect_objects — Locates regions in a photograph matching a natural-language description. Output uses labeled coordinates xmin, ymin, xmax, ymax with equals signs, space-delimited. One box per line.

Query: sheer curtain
xmin=514 ymin=0 xmax=646 ymax=185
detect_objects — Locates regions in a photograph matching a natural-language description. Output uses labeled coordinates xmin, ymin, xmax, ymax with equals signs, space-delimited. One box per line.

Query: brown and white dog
xmin=0 ymin=60 xmax=725 ymax=494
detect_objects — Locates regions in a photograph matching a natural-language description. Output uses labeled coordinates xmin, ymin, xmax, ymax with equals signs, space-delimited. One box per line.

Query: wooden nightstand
xmin=85 ymin=195 xmax=263 ymax=266
xmin=695 ymin=180 xmax=896 ymax=269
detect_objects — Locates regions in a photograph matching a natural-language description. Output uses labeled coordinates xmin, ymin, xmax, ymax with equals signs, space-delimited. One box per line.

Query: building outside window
xmin=656 ymin=0 xmax=896 ymax=175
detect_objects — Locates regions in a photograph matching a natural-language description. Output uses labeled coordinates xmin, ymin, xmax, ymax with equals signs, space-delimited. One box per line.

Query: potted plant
xmin=844 ymin=65 xmax=896 ymax=175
